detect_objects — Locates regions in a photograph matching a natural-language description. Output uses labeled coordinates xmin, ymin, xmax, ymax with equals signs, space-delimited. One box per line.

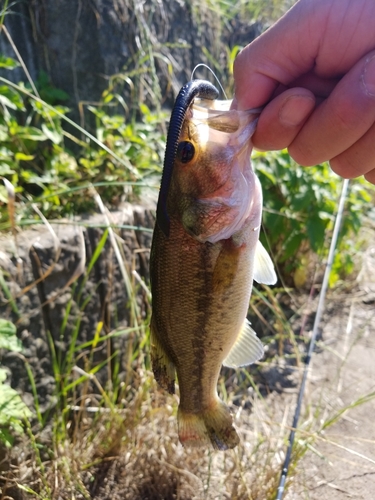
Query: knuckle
xmin=329 ymin=154 xmax=364 ymax=179
xmin=330 ymin=100 xmax=359 ymax=132
xmin=288 ymin=139 xmax=317 ymax=166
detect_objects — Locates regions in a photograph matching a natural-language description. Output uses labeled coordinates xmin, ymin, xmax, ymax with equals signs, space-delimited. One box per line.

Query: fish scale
xmin=150 ymin=81 xmax=277 ymax=450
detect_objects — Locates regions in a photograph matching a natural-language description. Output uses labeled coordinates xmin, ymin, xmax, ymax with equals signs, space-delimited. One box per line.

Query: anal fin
xmin=223 ymin=319 xmax=264 ymax=368
xmin=150 ymin=320 xmax=176 ymax=394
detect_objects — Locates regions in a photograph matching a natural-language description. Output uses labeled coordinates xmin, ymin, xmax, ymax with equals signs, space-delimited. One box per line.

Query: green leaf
xmin=41 ymin=123 xmax=63 ymax=144
xmin=290 ymin=189 xmax=315 ymax=212
xmin=258 ymin=168 xmax=277 ymax=185
xmin=36 ymin=70 xmax=69 ymax=104
xmin=140 ymin=103 xmax=150 ymax=116
xmin=0 ymin=427 xmax=14 ymax=447
xmin=0 ymin=319 xmax=22 ymax=351
xmin=103 ymin=92 xmax=114 ymax=104
xmin=0 ymin=56 xmax=20 ymax=69
xmin=0 ymin=125 xmax=9 ymax=142
xmin=0 ymin=163 xmax=15 ymax=176
xmin=281 ymin=233 xmax=305 ymax=262
xmin=0 ymin=94 xmax=17 ymax=110
xmin=15 ymin=153 xmax=35 ymax=162
xmin=306 ymin=215 xmax=327 ymax=252
xmin=0 ymin=85 xmax=25 ymax=110
xmin=0 ymin=384 xmax=32 ymax=427
xmin=11 ymin=126 xmax=47 ymax=141
xmin=0 ymin=146 xmax=14 ymax=159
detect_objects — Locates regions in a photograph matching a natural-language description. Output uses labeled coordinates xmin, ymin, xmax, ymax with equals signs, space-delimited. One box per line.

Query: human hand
xmin=232 ymin=0 xmax=375 ymax=184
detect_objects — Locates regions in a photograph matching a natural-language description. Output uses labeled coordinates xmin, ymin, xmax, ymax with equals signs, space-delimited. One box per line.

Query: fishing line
xmin=276 ymin=178 xmax=350 ymax=500
xmin=190 ymin=63 xmax=228 ymax=99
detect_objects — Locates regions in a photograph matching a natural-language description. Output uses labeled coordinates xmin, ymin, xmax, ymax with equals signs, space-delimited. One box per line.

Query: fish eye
xmin=177 ymin=141 xmax=195 ymax=163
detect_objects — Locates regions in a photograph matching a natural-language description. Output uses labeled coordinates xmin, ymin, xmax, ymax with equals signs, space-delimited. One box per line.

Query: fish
xmin=150 ymin=80 xmax=277 ymax=450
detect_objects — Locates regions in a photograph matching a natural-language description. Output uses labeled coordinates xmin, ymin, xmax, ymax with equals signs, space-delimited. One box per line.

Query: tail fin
xmin=178 ymin=399 xmax=239 ymax=450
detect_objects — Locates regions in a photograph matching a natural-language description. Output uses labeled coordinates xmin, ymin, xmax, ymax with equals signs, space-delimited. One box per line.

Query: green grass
xmin=1 ymin=209 xmax=374 ymax=499
xmin=1 ymin=1 xmax=375 ymax=498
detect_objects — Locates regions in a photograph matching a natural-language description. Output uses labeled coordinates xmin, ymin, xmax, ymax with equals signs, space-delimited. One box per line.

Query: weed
xmin=254 ymin=150 xmax=375 ymax=286
xmin=0 ymin=1 xmax=374 ymax=498
xmin=0 ymin=319 xmax=32 ymax=447
xmin=0 ymin=63 xmax=166 ymax=225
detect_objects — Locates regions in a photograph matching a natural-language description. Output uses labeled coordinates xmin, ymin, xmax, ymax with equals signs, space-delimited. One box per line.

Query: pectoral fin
xmin=253 ymin=240 xmax=277 ymax=285
xmin=223 ymin=319 xmax=264 ymax=368
xmin=150 ymin=320 xmax=176 ymax=394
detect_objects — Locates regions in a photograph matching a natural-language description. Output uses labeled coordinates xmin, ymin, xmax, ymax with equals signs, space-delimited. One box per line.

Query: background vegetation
xmin=0 ymin=0 xmax=374 ymax=498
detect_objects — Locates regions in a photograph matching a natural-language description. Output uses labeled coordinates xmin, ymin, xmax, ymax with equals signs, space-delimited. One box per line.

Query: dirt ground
xmin=1 ymin=237 xmax=374 ymax=499
xmin=73 ymin=241 xmax=375 ymax=500
xmin=289 ymin=244 xmax=375 ymax=499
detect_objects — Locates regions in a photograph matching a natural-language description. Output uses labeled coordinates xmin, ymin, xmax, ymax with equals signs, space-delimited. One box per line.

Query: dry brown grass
xmin=1 ymin=363 xmax=300 ymax=499
xmin=6 ymin=364 xmax=308 ymax=500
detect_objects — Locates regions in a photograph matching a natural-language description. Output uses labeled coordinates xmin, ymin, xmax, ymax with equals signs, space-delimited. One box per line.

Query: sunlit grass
xmin=1 ymin=1 xmax=375 ymax=498
xmin=2 ymin=190 xmax=374 ymax=498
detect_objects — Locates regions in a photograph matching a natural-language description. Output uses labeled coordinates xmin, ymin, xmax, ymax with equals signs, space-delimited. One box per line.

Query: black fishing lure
xmin=156 ymin=80 xmax=219 ymax=237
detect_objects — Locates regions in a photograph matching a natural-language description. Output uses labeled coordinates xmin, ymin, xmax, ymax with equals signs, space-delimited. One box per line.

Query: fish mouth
xmin=177 ymin=103 xmax=260 ymax=244
xmin=156 ymin=80 xmax=219 ymax=238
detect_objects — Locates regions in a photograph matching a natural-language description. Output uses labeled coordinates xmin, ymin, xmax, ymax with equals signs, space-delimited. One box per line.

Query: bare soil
xmin=75 ymin=260 xmax=375 ymax=500
xmin=289 ymin=244 xmax=375 ymax=499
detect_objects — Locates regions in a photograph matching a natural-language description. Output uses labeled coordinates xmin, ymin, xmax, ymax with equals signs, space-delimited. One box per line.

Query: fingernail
xmin=279 ymin=95 xmax=315 ymax=126
xmin=362 ymin=55 xmax=375 ymax=96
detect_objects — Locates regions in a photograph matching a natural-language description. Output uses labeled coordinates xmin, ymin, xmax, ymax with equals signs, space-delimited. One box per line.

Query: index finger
xmin=233 ymin=2 xmax=319 ymax=110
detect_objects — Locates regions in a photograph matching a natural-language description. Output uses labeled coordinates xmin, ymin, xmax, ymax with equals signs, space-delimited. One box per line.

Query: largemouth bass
xmin=150 ymin=80 xmax=276 ymax=450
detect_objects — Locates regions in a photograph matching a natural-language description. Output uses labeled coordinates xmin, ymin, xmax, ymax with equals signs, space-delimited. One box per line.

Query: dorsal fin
xmin=223 ymin=319 xmax=264 ymax=368
xmin=253 ymin=240 xmax=277 ymax=285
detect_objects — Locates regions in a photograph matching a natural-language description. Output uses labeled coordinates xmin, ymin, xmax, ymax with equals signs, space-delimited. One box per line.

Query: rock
xmin=0 ymin=203 xmax=154 ymax=411
xmin=0 ymin=1 xmax=261 ymax=124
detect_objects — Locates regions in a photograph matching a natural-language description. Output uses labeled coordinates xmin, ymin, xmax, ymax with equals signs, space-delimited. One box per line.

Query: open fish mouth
xmin=156 ymin=79 xmax=261 ymax=242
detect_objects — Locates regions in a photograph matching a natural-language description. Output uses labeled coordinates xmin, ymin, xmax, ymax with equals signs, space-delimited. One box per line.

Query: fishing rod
xmin=276 ymin=178 xmax=350 ymax=499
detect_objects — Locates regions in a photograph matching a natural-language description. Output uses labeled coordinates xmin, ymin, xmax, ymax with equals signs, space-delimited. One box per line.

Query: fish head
xmin=168 ymin=99 xmax=261 ymax=243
